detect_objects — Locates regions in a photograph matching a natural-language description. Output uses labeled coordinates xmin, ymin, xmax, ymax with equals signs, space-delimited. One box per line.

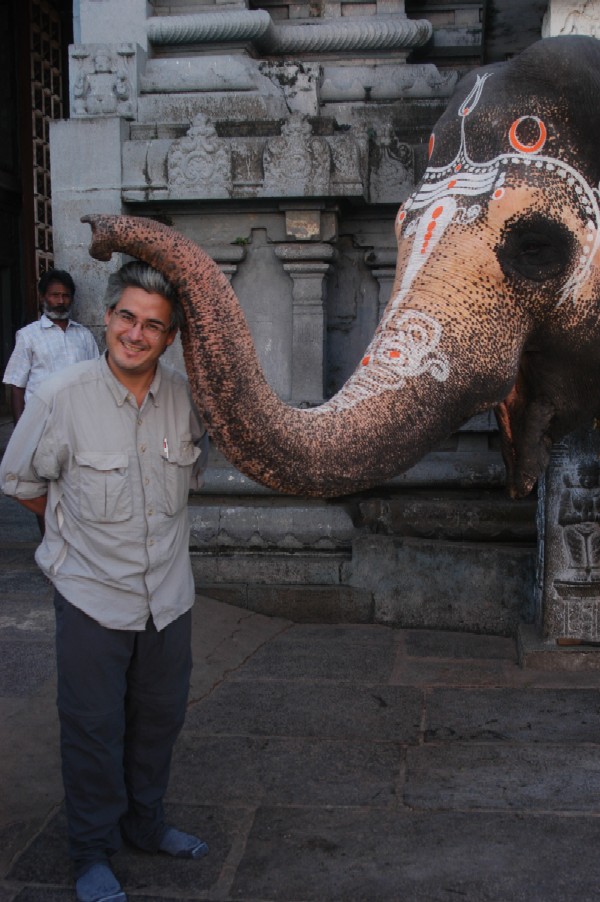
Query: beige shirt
xmin=0 ymin=355 xmax=207 ymax=631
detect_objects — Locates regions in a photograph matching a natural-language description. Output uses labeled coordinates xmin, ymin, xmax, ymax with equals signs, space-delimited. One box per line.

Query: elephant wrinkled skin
xmin=83 ymin=35 xmax=600 ymax=499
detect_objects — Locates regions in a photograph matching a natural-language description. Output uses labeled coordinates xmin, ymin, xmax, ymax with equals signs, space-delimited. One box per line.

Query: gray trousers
xmin=53 ymin=591 xmax=192 ymax=877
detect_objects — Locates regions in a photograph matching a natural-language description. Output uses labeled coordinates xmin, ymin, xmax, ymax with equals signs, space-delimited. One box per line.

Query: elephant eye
xmin=496 ymin=217 xmax=575 ymax=282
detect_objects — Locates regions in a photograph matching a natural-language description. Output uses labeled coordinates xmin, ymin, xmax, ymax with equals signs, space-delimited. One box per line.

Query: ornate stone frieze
xmin=69 ymin=44 xmax=138 ymax=119
xmin=122 ymin=114 xmax=379 ymax=203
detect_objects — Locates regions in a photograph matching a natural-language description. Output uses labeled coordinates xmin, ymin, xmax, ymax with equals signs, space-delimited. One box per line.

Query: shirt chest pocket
xmin=160 ymin=439 xmax=200 ymax=516
xmin=75 ymin=452 xmax=132 ymax=523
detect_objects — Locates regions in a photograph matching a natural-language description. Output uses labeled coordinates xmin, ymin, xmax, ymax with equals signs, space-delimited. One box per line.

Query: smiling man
xmin=0 ymin=261 xmax=209 ymax=902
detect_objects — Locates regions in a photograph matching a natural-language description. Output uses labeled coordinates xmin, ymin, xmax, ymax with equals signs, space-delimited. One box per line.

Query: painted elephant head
xmin=83 ymin=35 xmax=600 ymax=499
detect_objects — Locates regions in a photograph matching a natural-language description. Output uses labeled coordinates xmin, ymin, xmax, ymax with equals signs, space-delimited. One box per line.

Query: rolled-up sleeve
xmin=2 ymin=331 xmax=32 ymax=388
xmin=0 ymin=395 xmax=54 ymax=499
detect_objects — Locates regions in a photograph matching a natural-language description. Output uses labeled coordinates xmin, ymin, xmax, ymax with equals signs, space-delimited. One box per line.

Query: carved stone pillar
xmin=536 ymin=426 xmax=600 ymax=642
xmin=365 ymin=249 xmax=397 ymax=321
xmin=275 ymin=243 xmax=334 ymax=406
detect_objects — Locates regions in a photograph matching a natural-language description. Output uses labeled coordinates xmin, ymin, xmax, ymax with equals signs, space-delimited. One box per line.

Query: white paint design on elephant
xmin=402 ymin=73 xmax=600 ymax=307
xmin=313 ymin=308 xmax=450 ymax=414
xmin=313 ymin=70 xmax=600 ymax=415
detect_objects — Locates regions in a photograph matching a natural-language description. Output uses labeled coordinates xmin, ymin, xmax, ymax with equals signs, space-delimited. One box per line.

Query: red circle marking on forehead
xmin=508 ymin=116 xmax=547 ymax=154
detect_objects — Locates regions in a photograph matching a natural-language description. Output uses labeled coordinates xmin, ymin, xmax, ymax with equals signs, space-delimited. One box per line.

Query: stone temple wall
xmin=50 ymin=0 xmax=539 ymax=634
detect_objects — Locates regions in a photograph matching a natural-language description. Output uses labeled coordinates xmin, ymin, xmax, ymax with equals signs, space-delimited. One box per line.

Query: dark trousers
xmin=53 ymin=591 xmax=192 ymax=877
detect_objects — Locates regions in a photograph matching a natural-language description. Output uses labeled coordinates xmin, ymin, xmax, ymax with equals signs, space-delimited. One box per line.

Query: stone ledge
xmin=517 ymin=624 xmax=600 ymax=672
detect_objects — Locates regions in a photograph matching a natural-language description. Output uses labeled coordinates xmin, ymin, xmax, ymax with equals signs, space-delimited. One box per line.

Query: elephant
xmin=83 ymin=35 xmax=600 ymax=501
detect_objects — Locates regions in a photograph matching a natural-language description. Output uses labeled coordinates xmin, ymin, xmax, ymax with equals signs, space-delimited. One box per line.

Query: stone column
xmin=274 ymin=243 xmax=334 ymax=406
xmin=50 ymin=117 xmax=128 ymax=335
xmin=365 ymin=249 xmax=397 ymax=321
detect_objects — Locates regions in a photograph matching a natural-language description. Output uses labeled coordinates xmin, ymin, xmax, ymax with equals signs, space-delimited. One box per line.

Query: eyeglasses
xmin=111 ymin=308 xmax=171 ymax=340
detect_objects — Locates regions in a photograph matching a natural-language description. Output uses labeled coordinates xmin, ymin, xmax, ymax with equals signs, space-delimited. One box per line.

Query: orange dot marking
xmin=432 ymin=206 xmax=444 ymax=219
xmin=428 ymin=134 xmax=435 ymax=158
xmin=448 ymin=179 xmax=457 ymax=189
xmin=362 ymin=355 xmax=370 ymax=366
xmin=389 ymin=350 xmax=400 ymax=359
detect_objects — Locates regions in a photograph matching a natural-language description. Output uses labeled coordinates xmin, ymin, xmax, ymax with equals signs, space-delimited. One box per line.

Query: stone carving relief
xmin=168 ymin=114 xmax=232 ymax=199
xmin=368 ymin=125 xmax=413 ymax=203
xmin=561 ymin=0 xmax=600 ymax=37
xmin=263 ymin=114 xmax=331 ymax=197
xmin=556 ymin=462 xmax=600 ymax=583
xmin=539 ymin=427 xmax=600 ymax=642
xmin=70 ymin=44 xmax=136 ymax=119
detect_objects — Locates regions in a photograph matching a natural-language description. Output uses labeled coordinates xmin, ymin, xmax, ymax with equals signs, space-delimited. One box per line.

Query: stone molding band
xmin=147 ymin=11 xmax=272 ymax=45
xmin=148 ymin=12 xmax=432 ymax=53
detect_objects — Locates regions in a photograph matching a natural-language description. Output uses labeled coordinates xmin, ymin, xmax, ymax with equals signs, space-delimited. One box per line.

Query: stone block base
xmin=517 ymin=624 xmax=600 ymax=671
xmin=191 ymin=537 xmax=536 ymax=636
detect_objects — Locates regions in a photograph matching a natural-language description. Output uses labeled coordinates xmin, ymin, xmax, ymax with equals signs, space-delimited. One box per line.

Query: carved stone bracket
xmin=263 ymin=115 xmax=331 ymax=197
xmin=536 ymin=426 xmax=600 ymax=642
xmin=210 ymin=245 xmax=247 ymax=283
xmin=168 ymin=114 xmax=232 ymax=199
xmin=275 ymin=242 xmax=335 ymax=405
xmin=69 ymin=43 xmax=139 ymax=119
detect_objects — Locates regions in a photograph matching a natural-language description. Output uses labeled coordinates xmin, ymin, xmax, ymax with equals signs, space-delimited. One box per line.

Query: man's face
xmin=104 ymin=285 xmax=176 ymax=382
xmin=41 ymin=280 xmax=73 ymax=320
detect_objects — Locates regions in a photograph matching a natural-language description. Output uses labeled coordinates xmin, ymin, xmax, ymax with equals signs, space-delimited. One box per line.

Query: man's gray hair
xmin=104 ymin=261 xmax=184 ymax=330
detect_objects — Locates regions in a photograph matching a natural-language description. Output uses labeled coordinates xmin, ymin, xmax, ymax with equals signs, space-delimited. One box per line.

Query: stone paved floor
xmin=2 ymin=460 xmax=600 ymax=899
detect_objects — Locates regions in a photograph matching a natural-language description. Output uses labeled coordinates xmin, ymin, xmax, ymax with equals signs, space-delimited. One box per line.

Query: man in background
xmin=3 ymin=268 xmax=99 ymax=423
xmin=3 ymin=269 xmax=99 ymax=534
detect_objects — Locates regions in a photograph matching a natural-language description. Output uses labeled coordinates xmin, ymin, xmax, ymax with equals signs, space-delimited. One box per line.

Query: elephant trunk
xmin=83 ymin=214 xmax=524 ymax=498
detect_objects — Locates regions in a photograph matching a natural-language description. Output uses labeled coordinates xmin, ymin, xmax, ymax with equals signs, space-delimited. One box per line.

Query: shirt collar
xmin=40 ymin=313 xmax=75 ymax=329
xmin=100 ymin=352 xmax=163 ymax=408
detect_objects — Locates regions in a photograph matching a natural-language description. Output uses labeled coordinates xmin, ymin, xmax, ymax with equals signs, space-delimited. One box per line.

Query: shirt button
xmin=140 ymin=444 xmax=146 ymax=452
xmin=144 ymin=477 xmax=150 ymax=485
xmin=148 ymin=538 xmax=155 ymax=547
xmin=138 ymin=418 xmax=143 ymax=426
xmin=147 ymin=508 xmax=154 ymax=516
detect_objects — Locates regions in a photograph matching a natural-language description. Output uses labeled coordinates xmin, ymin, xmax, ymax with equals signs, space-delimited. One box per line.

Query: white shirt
xmin=0 ymin=355 xmax=208 ymax=631
xmin=3 ymin=314 xmax=99 ymax=402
